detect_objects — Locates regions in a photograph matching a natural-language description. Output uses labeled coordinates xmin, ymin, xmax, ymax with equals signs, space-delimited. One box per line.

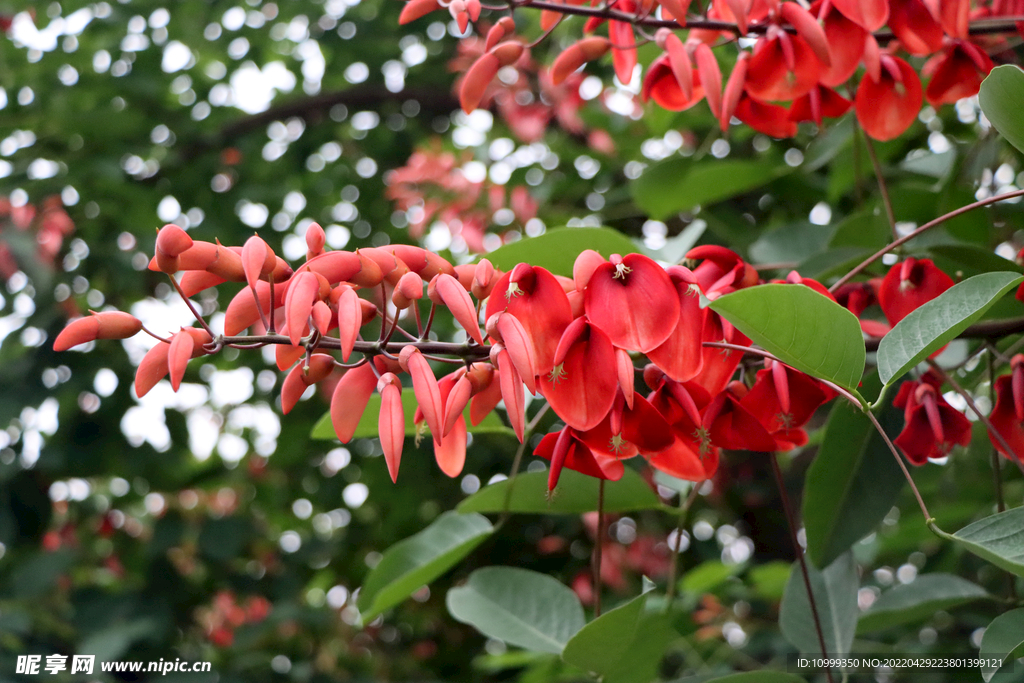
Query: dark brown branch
xmin=175 ymin=85 xmax=459 ymax=164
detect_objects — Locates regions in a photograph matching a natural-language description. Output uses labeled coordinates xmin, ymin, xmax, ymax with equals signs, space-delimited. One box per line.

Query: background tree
xmin=2 ymin=0 xmax=1024 ymax=681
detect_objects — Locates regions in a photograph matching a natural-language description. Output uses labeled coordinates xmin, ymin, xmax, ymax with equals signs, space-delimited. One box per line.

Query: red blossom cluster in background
xmin=0 ymin=195 xmax=76 ymax=281
xmin=411 ymin=0 xmax=1011 ymax=141
xmin=198 ymin=592 xmax=272 ymax=648
xmin=384 ymin=145 xmax=538 ymax=252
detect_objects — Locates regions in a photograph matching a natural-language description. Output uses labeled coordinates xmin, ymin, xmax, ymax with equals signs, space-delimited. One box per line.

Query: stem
xmin=664 ymin=481 xmax=704 ymax=610
xmin=830 ymin=188 xmax=1024 ymax=292
xmin=927 ymin=361 xmax=1024 ymax=477
xmin=268 ymin=275 xmax=276 ymax=334
xmin=141 ymin=325 xmax=171 ymax=344
xmin=169 ymin=275 xmax=215 ymax=338
xmin=594 ymin=478 xmax=606 ymax=618
xmin=987 ymin=352 xmax=1007 ymax=515
xmin=864 ymin=136 xmax=897 ymax=241
xmin=498 ymin=403 xmax=550 ymax=526
xmin=770 ymin=452 xmax=835 ymax=683
xmin=864 ymin=408 xmax=932 ymax=521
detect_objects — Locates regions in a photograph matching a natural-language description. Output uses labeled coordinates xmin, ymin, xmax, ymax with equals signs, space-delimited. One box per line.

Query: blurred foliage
xmin=0 ymin=0 xmax=1023 ymax=682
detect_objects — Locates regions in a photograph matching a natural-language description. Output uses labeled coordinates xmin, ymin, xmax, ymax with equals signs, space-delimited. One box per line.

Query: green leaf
xmin=780 ymin=552 xmax=858 ymax=657
xmin=358 ymin=511 xmax=494 ymax=620
xmin=803 ymin=372 xmax=905 ymax=568
xmin=562 ymin=587 xmax=651 ymax=676
xmin=877 ymin=272 xmax=1024 ymax=386
xmin=709 ymin=284 xmax=865 ymax=395
xmin=457 ymin=468 xmax=663 ymax=515
xmin=601 ymin=612 xmax=679 ymax=683
xmin=857 ymin=574 xmax=989 ymax=633
xmin=980 ymin=608 xmax=1024 ymax=682
xmin=311 ymin=389 xmax=514 ymax=440
xmin=928 ymin=244 xmax=1023 ymax=280
xmin=631 ymin=158 xmax=790 ymax=221
xmin=679 ymin=560 xmax=742 ymax=594
xmin=931 ymin=507 xmax=1024 ymax=578
xmin=749 ymin=222 xmax=835 ymax=266
xmin=446 ymin=567 xmax=586 ymax=654
xmin=749 ymin=562 xmax=792 ymax=601
xmin=703 ymin=674 xmax=808 ymax=683
xmin=899 ymin=150 xmax=955 ymax=180
xmin=979 ymin=65 xmax=1024 ymax=155
xmin=482 ymin=227 xmax=644 ymax=278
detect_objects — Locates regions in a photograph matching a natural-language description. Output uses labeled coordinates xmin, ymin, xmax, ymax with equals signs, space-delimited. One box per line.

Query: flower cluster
xmin=55 ymin=226 xmax=847 ymax=493
xmin=417 ymin=0 xmax=1004 ymax=141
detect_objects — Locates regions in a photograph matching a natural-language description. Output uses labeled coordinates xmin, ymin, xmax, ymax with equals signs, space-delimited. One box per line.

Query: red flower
xmin=892 ymin=372 xmax=971 ymax=465
xmin=855 ymin=55 xmax=923 ymax=141
xmin=986 ymin=354 xmax=1024 ymax=464
xmin=812 ymin=0 xmax=868 ymax=86
xmin=744 ymin=28 xmax=823 ymax=103
xmin=788 ymin=86 xmax=852 ymax=126
xmin=924 ymin=41 xmax=994 ymax=108
xmin=485 ymin=263 xmax=573 ymax=376
xmin=878 ymin=257 xmax=954 ymax=326
xmin=888 ymin=0 xmax=945 ymax=55
xmin=583 ymin=252 xmax=681 ymax=353
xmin=734 ymin=94 xmax=797 ymax=138
xmin=535 ymin=425 xmax=625 ymax=494
xmin=740 ymin=361 xmax=833 ymax=451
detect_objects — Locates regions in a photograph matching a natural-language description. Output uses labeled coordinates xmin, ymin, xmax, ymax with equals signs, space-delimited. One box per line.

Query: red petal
xmin=831 ymin=0 xmax=888 ymax=29
xmin=168 ymin=330 xmax=195 ymax=391
xmin=745 ymin=34 xmax=821 ymax=102
xmin=135 ymin=342 xmax=170 ymax=397
xmin=484 ymin=264 xmax=573 ymax=375
xmin=330 ymin=363 xmax=377 ymax=443
xmin=379 ymin=380 xmax=405 ymax=482
xmin=584 ymin=253 xmax=680 ymax=352
xmin=540 ymin=321 xmax=618 ymax=431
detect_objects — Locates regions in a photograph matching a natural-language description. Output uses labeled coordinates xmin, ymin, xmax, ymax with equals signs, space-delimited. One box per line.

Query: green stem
xmin=864 ymin=136 xmax=897 ymax=241
xmin=664 ymin=481 xmax=704 ymax=610
xmin=770 ymin=452 xmax=835 ymax=683
xmin=497 ymin=403 xmax=550 ymax=527
xmin=864 ymin=408 xmax=932 ymax=521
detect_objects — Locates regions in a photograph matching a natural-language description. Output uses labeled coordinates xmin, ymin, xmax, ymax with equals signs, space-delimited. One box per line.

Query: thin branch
xmin=864 ymin=136 xmax=898 ymax=241
xmin=664 ymin=481 xmax=704 ymax=609
xmin=594 ymin=478 xmax=606 ymax=618
xmin=770 ymin=452 xmax=835 ymax=683
xmin=498 ymin=403 xmax=551 ymax=526
xmin=168 ymin=275 xmax=215 ymax=338
xmin=830 ymin=188 xmax=1024 ymax=292
xmin=864 ymin=408 xmax=932 ymax=521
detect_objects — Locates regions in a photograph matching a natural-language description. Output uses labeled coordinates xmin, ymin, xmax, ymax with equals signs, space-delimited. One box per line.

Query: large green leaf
xmin=803 ymin=373 xmax=905 ymax=568
xmin=562 ymin=587 xmax=651 ymax=676
xmin=482 ymin=227 xmax=643 ymax=278
xmin=358 ymin=511 xmax=494 ymax=620
xmin=446 ymin=567 xmax=586 ymax=654
xmin=709 ymin=284 xmax=865 ymax=395
xmin=856 ymin=574 xmax=989 ymax=633
xmin=931 ymin=507 xmax=1024 ymax=578
xmin=877 ymin=272 xmax=1024 ymax=386
xmin=979 ymin=65 xmax=1024 ymax=155
xmin=457 ymin=468 xmax=662 ymax=515
xmin=631 ymin=157 xmax=790 ymax=221
xmin=980 ymin=608 xmax=1024 ymax=682
xmin=311 ymin=389 xmax=514 ymax=440
xmin=779 ymin=552 xmax=858 ymax=658
xmin=602 ymin=612 xmax=679 ymax=683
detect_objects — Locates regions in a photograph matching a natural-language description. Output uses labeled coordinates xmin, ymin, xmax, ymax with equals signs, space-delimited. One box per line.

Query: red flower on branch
xmin=986 ymin=354 xmax=1024 ymax=464
xmin=892 ymin=371 xmax=971 ymax=465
